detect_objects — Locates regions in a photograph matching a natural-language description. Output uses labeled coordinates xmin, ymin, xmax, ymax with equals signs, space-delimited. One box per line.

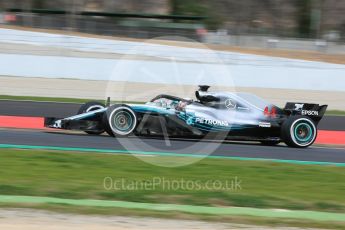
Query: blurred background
xmin=0 ymin=2 xmax=345 ymax=229
xmin=0 ymin=0 xmax=344 ymax=54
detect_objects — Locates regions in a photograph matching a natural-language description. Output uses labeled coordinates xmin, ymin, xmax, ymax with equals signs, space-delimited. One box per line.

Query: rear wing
xmin=284 ymin=103 xmax=328 ymax=122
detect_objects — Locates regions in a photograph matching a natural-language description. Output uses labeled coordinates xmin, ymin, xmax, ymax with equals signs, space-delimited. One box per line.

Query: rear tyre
xmin=281 ymin=116 xmax=317 ymax=148
xmin=104 ymin=105 xmax=137 ymax=137
xmin=78 ymin=101 xmax=105 ymax=135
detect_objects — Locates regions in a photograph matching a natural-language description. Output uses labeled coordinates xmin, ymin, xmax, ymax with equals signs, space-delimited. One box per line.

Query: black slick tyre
xmin=104 ymin=104 xmax=138 ymax=137
xmin=281 ymin=116 xmax=317 ymax=148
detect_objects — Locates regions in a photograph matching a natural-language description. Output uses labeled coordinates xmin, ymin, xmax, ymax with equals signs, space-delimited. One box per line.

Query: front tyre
xmin=78 ymin=101 xmax=105 ymax=135
xmin=104 ymin=105 xmax=137 ymax=137
xmin=281 ymin=116 xmax=317 ymax=148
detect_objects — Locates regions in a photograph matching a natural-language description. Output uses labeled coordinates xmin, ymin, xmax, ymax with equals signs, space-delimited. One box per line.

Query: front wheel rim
xmin=109 ymin=107 xmax=136 ymax=135
xmin=113 ymin=111 xmax=133 ymax=132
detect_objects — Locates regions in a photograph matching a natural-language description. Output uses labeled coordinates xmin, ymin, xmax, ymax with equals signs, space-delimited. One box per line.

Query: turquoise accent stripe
xmin=131 ymin=105 xmax=175 ymax=115
xmin=0 ymin=195 xmax=344 ymax=222
xmin=0 ymin=144 xmax=345 ymax=167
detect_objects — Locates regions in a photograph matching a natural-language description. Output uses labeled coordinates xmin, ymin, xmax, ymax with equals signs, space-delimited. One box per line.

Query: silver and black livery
xmin=45 ymin=86 xmax=328 ymax=148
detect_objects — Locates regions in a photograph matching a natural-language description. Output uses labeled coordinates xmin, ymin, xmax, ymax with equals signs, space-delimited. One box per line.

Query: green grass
xmin=0 ymin=95 xmax=143 ymax=105
xmin=0 ymin=95 xmax=344 ymax=115
xmin=0 ymin=95 xmax=92 ymax=103
xmin=1 ymin=149 xmax=345 ymax=228
xmin=1 ymin=149 xmax=345 ymax=212
xmin=326 ymin=110 xmax=345 ymax=116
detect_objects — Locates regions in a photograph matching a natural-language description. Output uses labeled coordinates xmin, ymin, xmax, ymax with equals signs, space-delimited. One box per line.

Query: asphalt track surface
xmin=1 ymin=100 xmax=344 ymax=131
xmin=1 ymin=129 xmax=345 ymax=163
xmin=0 ymin=100 xmax=344 ymax=163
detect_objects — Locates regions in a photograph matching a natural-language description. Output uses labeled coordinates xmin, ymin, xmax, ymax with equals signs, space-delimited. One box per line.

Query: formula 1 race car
xmin=45 ymin=86 xmax=328 ymax=148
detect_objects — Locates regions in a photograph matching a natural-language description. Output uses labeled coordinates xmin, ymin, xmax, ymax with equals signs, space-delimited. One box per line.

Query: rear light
xmin=271 ymin=107 xmax=277 ymax=118
xmin=264 ymin=106 xmax=277 ymax=118
xmin=264 ymin=106 xmax=270 ymax=116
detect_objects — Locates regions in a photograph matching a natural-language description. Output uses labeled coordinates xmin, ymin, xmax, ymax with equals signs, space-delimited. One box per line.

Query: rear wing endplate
xmin=284 ymin=102 xmax=328 ymax=122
